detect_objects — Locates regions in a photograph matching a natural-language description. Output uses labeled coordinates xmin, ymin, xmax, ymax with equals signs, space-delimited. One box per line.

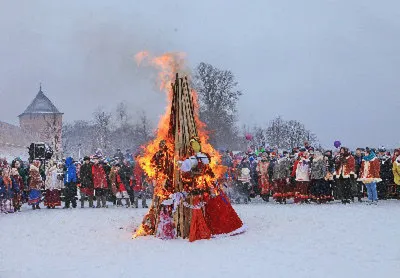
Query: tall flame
xmin=134 ymin=51 xmax=224 ymax=198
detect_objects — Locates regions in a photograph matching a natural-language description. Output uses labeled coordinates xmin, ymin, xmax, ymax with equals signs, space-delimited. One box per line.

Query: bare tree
xmin=193 ymin=62 xmax=242 ymax=149
xmin=93 ymin=107 xmax=112 ymax=154
xmin=261 ymin=116 xmax=319 ymax=150
xmin=115 ymin=102 xmax=129 ymax=127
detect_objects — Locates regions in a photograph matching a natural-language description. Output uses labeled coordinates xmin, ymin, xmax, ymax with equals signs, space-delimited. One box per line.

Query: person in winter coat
xmin=10 ymin=167 xmax=23 ymax=212
xmin=63 ymin=157 xmax=77 ymax=209
xmin=333 ymin=147 xmax=356 ymax=204
xmin=310 ymin=151 xmax=327 ymax=203
xmin=272 ymin=151 xmax=292 ymax=203
xmin=119 ymin=159 xmax=134 ymax=204
xmin=353 ymin=148 xmax=365 ymax=202
xmin=92 ymin=156 xmax=108 ymax=208
xmin=358 ymin=148 xmax=381 ymax=204
xmin=132 ymin=162 xmax=148 ymax=208
xmin=28 ymin=160 xmax=43 ymax=210
xmin=44 ymin=160 xmax=62 ymax=208
xmin=323 ymin=150 xmax=335 ymax=202
xmin=0 ymin=167 xmax=19 ymax=213
xmin=377 ymin=148 xmax=393 ymax=200
xmin=12 ymin=159 xmax=28 ymax=203
xmin=293 ymin=152 xmax=311 ymax=204
xmin=109 ymin=164 xmax=130 ymax=207
xmin=393 ymin=155 xmax=400 ymax=198
xmin=80 ymin=156 xmax=94 ymax=208
xmin=256 ymin=153 xmax=272 ymax=202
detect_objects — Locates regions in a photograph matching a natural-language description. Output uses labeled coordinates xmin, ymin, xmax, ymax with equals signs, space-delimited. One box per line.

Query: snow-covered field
xmin=1 ymin=200 xmax=400 ymax=278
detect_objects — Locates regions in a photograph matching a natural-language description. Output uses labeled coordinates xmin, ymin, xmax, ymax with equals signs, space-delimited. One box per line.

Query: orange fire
xmin=134 ymin=51 xmax=225 ymax=200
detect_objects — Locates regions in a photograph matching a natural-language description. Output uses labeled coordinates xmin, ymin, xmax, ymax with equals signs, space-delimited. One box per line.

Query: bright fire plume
xmin=134 ymin=51 xmax=225 ymax=199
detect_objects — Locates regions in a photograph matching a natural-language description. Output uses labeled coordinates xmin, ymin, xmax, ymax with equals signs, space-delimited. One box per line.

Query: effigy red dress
xmin=205 ymin=191 xmax=244 ymax=236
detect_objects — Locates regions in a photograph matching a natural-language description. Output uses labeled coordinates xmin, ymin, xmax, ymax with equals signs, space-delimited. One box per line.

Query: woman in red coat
xmin=92 ymin=156 xmax=108 ymax=208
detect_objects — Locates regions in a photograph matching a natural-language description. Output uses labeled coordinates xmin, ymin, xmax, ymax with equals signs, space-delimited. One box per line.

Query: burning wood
xmin=133 ymin=52 xmax=245 ymax=241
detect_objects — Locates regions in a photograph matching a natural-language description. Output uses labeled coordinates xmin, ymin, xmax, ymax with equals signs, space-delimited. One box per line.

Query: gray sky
xmin=1 ymin=0 xmax=399 ymax=149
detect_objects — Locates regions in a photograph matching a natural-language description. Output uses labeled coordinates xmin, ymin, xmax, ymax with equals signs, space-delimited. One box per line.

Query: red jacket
xmin=358 ymin=157 xmax=381 ymax=183
xmin=334 ymin=155 xmax=355 ymax=179
xmin=132 ymin=164 xmax=144 ymax=192
xmin=92 ymin=164 xmax=108 ymax=189
xmin=116 ymin=174 xmax=126 ymax=192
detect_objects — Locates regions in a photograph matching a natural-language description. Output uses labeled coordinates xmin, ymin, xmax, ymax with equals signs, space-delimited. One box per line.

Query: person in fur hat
xmin=44 ymin=160 xmax=62 ymax=208
xmin=80 ymin=156 xmax=94 ymax=208
xmin=28 ymin=160 xmax=43 ymax=210
xmin=393 ymin=154 xmax=400 ymax=199
xmin=293 ymin=152 xmax=311 ymax=204
xmin=333 ymin=147 xmax=356 ymax=204
xmin=310 ymin=151 xmax=327 ymax=203
xmin=92 ymin=155 xmax=109 ymax=208
xmin=377 ymin=148 xmax=393 ymax=200
xmin=358 ymin=148 xmax=381 ymax=204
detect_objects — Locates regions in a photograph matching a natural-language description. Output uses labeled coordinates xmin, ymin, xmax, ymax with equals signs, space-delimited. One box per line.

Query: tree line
xmin=62 ymin=62 xmax=319 ymax=157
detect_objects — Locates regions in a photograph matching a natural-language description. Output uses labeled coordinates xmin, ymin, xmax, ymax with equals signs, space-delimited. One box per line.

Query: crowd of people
xmin=1 ymin=144 xmax=400 ymax=214
xmin=222 ymin=143 xmax=400 ymax=205
xmin=0 ymin=149 xmax=150 ymax=214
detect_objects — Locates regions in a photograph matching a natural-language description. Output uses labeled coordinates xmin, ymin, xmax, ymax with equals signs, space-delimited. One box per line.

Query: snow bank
xmin=0 ymin=201 xmax=399 ymax=278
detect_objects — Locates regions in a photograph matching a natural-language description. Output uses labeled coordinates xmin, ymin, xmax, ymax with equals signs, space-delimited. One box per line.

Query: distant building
xmin=0 ymin=86 xmax=63 ymax=160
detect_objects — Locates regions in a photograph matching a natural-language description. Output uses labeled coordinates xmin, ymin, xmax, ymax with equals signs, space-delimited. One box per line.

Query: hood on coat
xmin=65 ymin=157 xmax=74 ymax=167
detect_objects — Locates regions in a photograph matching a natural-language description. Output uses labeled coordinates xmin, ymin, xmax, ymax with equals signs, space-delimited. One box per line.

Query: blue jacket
xmin=64 ymin=157 xmax=77 ymax=183
xmin=0 ymin=176 xmax=19 ymax=198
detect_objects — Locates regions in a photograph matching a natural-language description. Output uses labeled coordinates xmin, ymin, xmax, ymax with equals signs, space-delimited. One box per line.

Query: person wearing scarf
xmin=272 ymin=151 xmax=292 ymax=204
xmin=11 ymin=167 xmax=23 ymax=212
xmin=333 ymin=147 xmax=356 ymax=204
xmin=256 ymin=152 xmax=272 ymax=202
xmin=0 ymin=167 xmax=19 ymax=214
xmin=310 ymin=151 xmax=327 ymax=203
xmin=392 ymin=155 xmax=400 ymax=199
xmin=44 ymin=160 xmax=62 ymax=209
xmin=29 ymin=160 xmax=43 ymax=210
xmin=357 ymin=148 xmax=381 ymax=204
xmin=294 ymin=152 xmax=311 ymax=204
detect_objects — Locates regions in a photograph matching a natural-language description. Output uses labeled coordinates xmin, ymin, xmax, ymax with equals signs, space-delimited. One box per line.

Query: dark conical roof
xmin=19 ymin=87 xmax=62 ymax=117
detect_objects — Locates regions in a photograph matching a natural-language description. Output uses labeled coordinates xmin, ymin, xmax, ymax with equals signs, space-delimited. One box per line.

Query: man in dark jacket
xmin=378 ymin=148 xmax=393 ymax=200
xmin=80 ymin=156 xmax=94 ymax=208
xmin=119 ymin=159 xmax=134 ymax=204
xmin=353 ymin=148 xmax=364 ymax=202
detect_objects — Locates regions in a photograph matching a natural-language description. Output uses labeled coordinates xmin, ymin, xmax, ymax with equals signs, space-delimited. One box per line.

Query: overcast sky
xmin=0 ymin=0 xmax=399 ymax=149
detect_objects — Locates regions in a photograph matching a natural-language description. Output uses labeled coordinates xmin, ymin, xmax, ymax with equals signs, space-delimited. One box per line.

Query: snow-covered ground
xmin=1 ymin=200 xmax=400 ymax=278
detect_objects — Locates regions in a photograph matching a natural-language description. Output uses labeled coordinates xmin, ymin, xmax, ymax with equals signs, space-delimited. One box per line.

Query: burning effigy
xmin=133 ymin=52 xmax=245 ymax=242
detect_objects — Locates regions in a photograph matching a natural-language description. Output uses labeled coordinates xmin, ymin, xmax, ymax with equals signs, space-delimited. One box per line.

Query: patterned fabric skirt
xmin=44 ymin=189 xmax=61 ymax=207
xmin=28 ymin=189 xmax=42 ymax=205
xmin=0 ymin=198 xmax=14 ymax=213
